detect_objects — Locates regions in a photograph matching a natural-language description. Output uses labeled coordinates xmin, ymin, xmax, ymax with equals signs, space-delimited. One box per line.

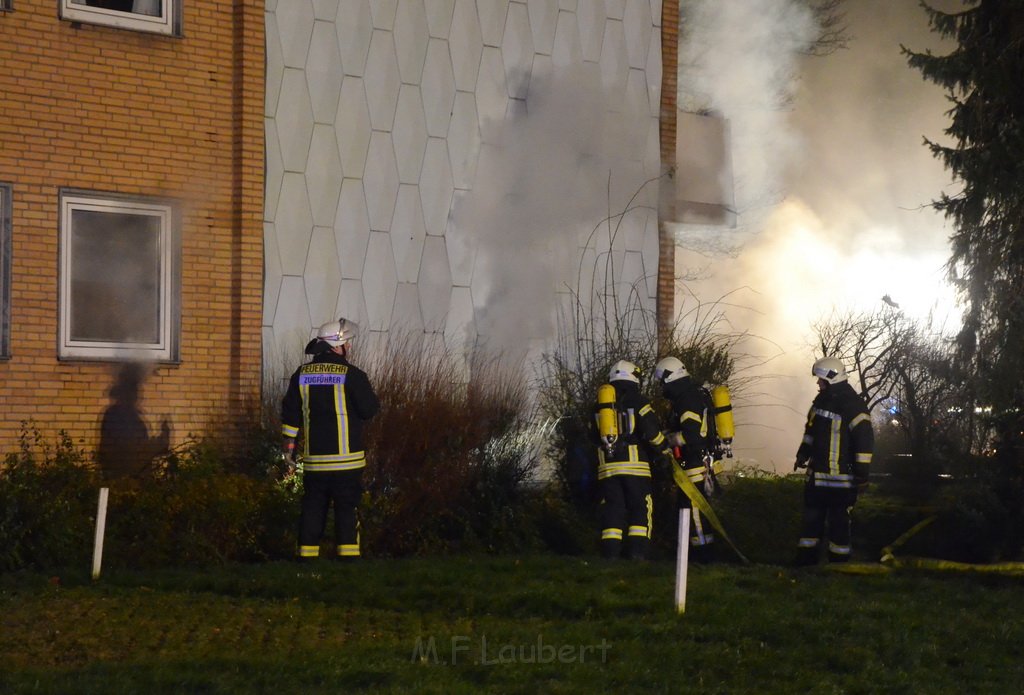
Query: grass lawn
xmin=2 ymin=554 xmax=1023 ymax=694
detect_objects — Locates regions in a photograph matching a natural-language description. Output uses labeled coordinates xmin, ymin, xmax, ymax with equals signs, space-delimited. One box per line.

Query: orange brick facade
xmin=658 ymin=0 xmax=679 ymax=350
xmin=0 ymin=1 xmax=264 ymax=455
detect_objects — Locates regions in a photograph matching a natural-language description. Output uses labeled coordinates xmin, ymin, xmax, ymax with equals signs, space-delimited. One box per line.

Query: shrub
xmin=700 ymin=470 xmax=804 ymax=565
xmin=360 ymin=334 xmax=542 ymax=556
xmin=102 ymin=435 xmax=299 ymax=568
xmin=0 ymin=425 xmax=99 ymax=572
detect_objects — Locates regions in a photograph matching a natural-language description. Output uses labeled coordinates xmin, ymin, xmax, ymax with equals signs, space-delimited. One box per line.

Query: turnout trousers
xmin=796 ymin=483 xmax=855 ymax=565
xmin=299 ymin=468 xmax=363 ymax=559
xmin=599 ymin=474 xmax=653 ymax=560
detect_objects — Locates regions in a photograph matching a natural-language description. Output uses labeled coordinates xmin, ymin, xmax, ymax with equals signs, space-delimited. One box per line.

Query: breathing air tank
xmin=711 ymin=385 xmax=734 ymax=457
xmin=595 ymin=383 xmax=619 ymax=452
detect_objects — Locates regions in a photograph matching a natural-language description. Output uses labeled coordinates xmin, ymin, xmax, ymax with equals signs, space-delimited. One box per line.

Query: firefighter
xmin=793 ymin=356 xmax=874 ymax=565
xmin=593 ymin=359 xmax=674 ymax=560
xmin=281 ymin=318 xmax=380 ymax=561
xmin=653 ymin=356 xmax=719 ymax=562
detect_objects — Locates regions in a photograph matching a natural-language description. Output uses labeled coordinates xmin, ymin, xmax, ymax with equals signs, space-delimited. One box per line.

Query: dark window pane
xmin=70 ymin=209 xmax=161 ymax=344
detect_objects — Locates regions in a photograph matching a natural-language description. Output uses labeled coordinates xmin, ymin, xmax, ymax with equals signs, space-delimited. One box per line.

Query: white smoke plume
xmin=672 ymin=0 xmax=959 ymax=472
xmin=453 ymin=66 xmax=656 ymax=364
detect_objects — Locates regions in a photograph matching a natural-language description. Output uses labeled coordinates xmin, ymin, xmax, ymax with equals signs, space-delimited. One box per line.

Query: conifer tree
xmin=903 ymin=1 xmax=1024 ymax=462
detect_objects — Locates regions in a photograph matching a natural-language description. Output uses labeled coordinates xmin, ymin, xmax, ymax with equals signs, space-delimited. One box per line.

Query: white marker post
xmin=91 ymin=487 xmax=109 ymax=580
xmin=675 ymin=508 xmax=691 ymax=614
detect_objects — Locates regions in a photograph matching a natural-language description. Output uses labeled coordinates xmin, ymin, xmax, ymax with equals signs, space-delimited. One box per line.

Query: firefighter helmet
xmin=317 ymin=318 xmax=359 ymax=347
xmin=609 ymin=360 xmax=641 ymax=384
xmin=654 ymin=356 xmax=688 ymax=384
xmin=812 ymin=356 xmax=848 ymax=384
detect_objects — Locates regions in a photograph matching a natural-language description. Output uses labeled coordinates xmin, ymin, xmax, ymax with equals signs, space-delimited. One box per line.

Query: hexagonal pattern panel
xmin=391 ymin=184 xmax=426 ymax=283
xmin=277 ymin=69 xmax=315 ymax=172
xmin=263 ymin=222 xmax=282 ymax=325
xmin=419 ymin=138 xmax=454 ymax=236
xmin=277 ymin=0 xmax=315 ymax=69
xmin=363 ymin=131 xmax=400 ymax=231
xmin=391 ymin=283 xmax=425 ymax=333
xmin=447 ymin=91 xmax=479 ymax=190
xmin=362 ymin=231 xmax=398 ymax=330
xmin=337 ymin=0 xmax=373 ymax=76
xmin=624 ymin=0 xmax=652 ymax=70
xmin=273 ymin=276 xmax=313 ymax=363
xmin=425 ymin=0 xmax=455 ymax=39
xmin=421 ymin=39 xmax=456 ymax=138
xmin=265 ymin=3 xmax=664 ymax=383
xmin=369 ymin=0 xmax=398 ymax=29
xmin=335 ymin=179 xmax=371 ymax=279
xmin=478 ymin=0 xmax=509 ymax=48
xmin=306 ymin=124 xmax=344 ymax=226
xmin=304 ymin=226 xmax=343 ymax=323
xmin=364 ymin=29 xmax=401 ymax=131
xmin=265 ymin=13 xmax=284 ymax=117
xmin=394 ymin=0 xmax=429 ymax=84
xmin=276 ymin=173 xmax=314 ymax=275
xmin=476 ymin=47 xmax=508 ymax=144
xmin=418 ymin=235 xmax=453 ymax=330
xmin=527 ymin=0 xmax=558 ymax=55
xmin=392 ymin=85 xmax=428 ymax=184
xmin=264 ymin=120 xmax=284 ymax=221
xmin=312 ymin=0 xmax=338 ymax=21
xmin=306 ymin=20 xmax=344 ymax=123
xmin=336 ymin=278 xmax=370 ymax=329
xmin=450 ymin=0 xmax=482 ymax=91
xmin=336 ymin=77 xmax=371 ymax=177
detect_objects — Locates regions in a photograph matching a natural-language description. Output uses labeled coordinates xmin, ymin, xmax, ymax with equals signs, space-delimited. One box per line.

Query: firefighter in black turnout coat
xmin=654 ymin=356 xmax=720 ymax=561
xmin=281 ymin=318 xmax=380 ymax=560
xmin=794 ymin=356 xmax=874 ymax=565
xmin=593 ymin=360 xmax=673 ymax=560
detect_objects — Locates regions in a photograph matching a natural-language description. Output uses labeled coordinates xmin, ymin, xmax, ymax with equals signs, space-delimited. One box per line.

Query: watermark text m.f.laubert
xmin=411 ymin=634 xmax=612 ymax=665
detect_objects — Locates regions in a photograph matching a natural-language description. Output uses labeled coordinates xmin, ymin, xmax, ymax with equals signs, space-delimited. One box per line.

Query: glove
xmin=282 ymin=438 xmax=296 ymax=461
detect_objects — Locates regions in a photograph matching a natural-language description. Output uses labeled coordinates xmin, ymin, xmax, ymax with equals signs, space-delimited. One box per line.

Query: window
xmin=59 ymin=190 xmax=179 ymax=361
xmin=0 ymin=184 xmax=10 ymax=359
xmin=60 ymin=0 xmax=180 ymax=36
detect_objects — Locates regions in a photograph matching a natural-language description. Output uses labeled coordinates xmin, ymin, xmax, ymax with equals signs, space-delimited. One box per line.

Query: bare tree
xmin=812 ymin=306 xmax=980 ymax=494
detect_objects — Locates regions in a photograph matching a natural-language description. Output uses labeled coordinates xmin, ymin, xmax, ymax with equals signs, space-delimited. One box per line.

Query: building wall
xmin=263 ymin=0 xmax=665 ymax=384
xmin=0 ymin=0 xmax=265 ymax=454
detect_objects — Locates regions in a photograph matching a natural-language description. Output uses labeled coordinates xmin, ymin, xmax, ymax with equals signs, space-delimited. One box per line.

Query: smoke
xmin=453 ymin=66 xmax=655 ymax=363
xmin=672 ymin=0 xmax=960 ymax=472
xmin=676 ymin=0 xmax=818 ymax=247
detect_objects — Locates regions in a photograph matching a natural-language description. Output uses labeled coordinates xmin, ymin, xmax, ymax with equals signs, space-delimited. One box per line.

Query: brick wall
xmin=658 ymin=0 xmax=679 ymax=350
xmin=0 ymin=0 xmax=264 ymax=455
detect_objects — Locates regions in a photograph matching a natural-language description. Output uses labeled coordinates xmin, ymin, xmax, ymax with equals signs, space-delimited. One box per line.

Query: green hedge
xmin=3 ymin=424 xmax=1021 ymax=571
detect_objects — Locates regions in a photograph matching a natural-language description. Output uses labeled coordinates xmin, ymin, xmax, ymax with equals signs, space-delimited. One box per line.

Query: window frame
xmin=58 ymin=189 xmax=180 ymax=362
xmin=59 ymin=0 xmax=181 ymax=37
xmin=0 ymin=184 xmax=10 ymax=359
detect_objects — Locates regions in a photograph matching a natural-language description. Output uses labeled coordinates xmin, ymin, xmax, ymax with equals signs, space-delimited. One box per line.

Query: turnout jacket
xmin=594 ymin=380 xmax=668 ymax=479
xmin=281 ymin=351 xmax=380 ymax=472
xmin=796 ymin=381 xmax=873 ymax=489
xmin=663 ymin=376 xmax=710 ymax=470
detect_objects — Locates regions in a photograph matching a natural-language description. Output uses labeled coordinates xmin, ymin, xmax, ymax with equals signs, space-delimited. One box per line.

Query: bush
xmin=707 ymin=471 xmax=804 ymax=565
xmin=0 ymin=426 xmax=98 ymax=572
xmin=360 ymin=335 xmax=543 ymax=556
xmin=0 ymin=425 xmax=299 ymax=572
xmin=101 ymin=436 xmax=299 ymax=568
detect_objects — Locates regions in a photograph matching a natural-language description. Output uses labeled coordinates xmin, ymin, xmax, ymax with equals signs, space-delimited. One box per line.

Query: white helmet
xmin=609 ymin=359 xmax=641 ymax=384
xmin=812 ymin=356 xmax=848 ymax=385
xmin=654 ymin=356 xmax=689 ymax=384
xmin=317 ymin=318 xmax=359 ymax=347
